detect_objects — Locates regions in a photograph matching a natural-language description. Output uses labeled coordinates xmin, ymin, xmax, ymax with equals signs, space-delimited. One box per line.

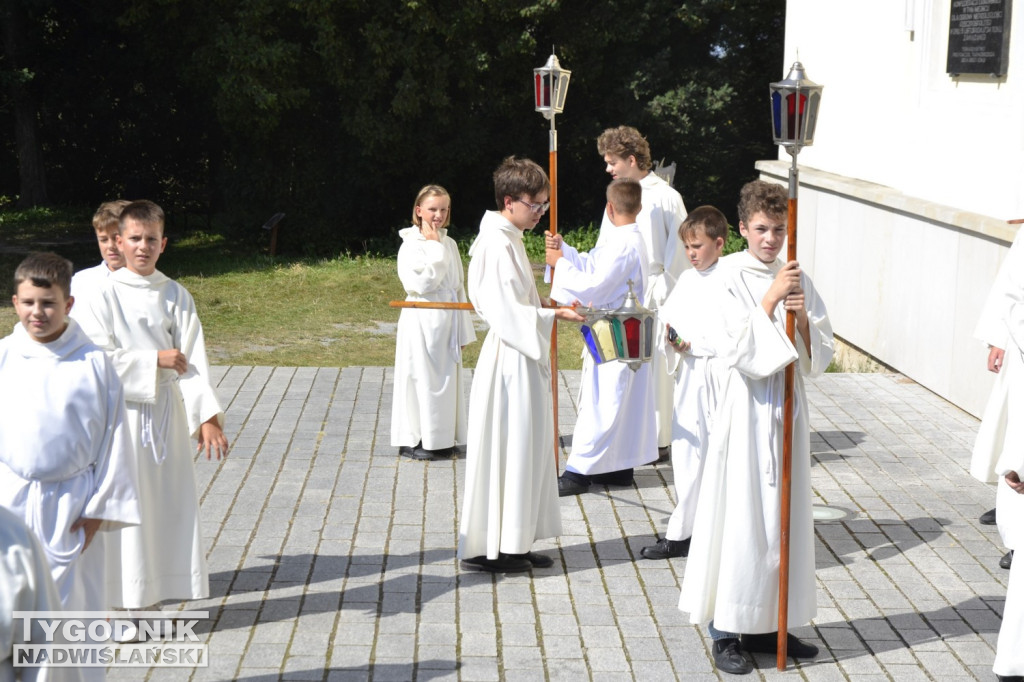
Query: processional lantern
xmin=579 ymin=281 xmax=655 ymax=371
xmin=769 ymin=61 xmax=823 ymax=154
xmin=533 ymin=53 xmax=571 ymax=120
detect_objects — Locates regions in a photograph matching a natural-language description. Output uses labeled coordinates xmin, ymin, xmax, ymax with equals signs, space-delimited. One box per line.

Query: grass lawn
xmin=0 ymin=207 xmax=586 ymax=369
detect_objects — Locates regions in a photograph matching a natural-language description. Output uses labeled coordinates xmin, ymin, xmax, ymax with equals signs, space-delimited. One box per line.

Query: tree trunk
xmin=1 ymin=0 xmax=49 ymax=207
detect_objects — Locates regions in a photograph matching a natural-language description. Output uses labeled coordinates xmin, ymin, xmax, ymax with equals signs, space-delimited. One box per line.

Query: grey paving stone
xmin=105 ymin=369 xmax=1010 ymax=681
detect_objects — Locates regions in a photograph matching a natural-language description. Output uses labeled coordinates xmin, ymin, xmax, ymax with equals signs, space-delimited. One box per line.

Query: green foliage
xmin=1 ymin=0 xmax=785 ymax=254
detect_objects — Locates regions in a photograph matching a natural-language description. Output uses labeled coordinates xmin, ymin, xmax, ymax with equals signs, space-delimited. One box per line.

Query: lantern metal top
xmin=534 ymin=53 xmax=571 ymax=120
xmin=769 ymin=61 xmax=823 ymax=152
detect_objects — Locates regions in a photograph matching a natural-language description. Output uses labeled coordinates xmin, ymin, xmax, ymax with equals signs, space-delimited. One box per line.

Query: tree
xmin=0 ymin=0 xmax=785 ymax=249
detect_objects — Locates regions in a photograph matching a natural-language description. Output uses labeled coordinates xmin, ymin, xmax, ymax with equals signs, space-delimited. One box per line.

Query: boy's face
xmin=117 ymin=217 xmax=167 ymax=276
xmin=603 ymin=154 xmax=644 ymax=181
xmin=13 ymin=281 xmax=72 ymax=344
xmin=683 ymin=230 xmax=724 ymax=272
xmin=95 ymin=226 xmax=125 ymax=271
xmin=505 ymin=192 xmax=550 ymax=232
xmin=739 ymin=211 xmax=787 ymax=264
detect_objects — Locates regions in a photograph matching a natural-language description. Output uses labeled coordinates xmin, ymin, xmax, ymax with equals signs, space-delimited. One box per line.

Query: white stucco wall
xmin=767 ymin=0 xmax=1022 ymax=417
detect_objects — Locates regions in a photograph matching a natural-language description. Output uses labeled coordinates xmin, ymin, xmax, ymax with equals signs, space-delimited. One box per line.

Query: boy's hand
xmin=783 ymin=289 xmax=809 ymax=326
xmin=554 ymin=306 xmax=586 ymax=323
xmin=666 ymin=324 xmax=690 ymax=353
xmin=1006 ymin=471 xmax=1024 ymax=494
xmin=198 ymin=417 xmax=229 ymax=460
xmin=763 ymin=260 xmax=802 ymax=317
xmin=157 ymin=349 xmax=188 ymax=375
xmin=545 ymin=247 xmax=563 ymax=268
xmin=988 ymin=346 xmax=1005 ymax=373
xmin=70 ymin=517 xmax=102 ymax=551
xmin=544 ymin=231 xmax=563 ymax=250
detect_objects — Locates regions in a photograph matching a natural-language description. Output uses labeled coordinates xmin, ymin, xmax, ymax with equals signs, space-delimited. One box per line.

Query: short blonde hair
xmin=92 ymin=199 xmax=131 ymax=232
xmin=411 ymin=185 xmax=451 ymax=229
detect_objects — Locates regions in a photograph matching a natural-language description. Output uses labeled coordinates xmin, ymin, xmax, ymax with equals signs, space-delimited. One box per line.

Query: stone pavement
xmin=111 ymin=368 xmax=1010 ymax=681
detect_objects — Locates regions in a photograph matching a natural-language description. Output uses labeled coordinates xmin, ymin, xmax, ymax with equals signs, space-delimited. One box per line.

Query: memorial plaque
xmin=947 ymin=0 xmax=1012 ymax=76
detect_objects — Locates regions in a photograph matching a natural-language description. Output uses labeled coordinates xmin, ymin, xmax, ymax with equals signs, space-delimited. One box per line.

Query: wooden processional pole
xmin=548 ymin=117 xmax=561 ymax=466
xmin=777 ymin=153 xmax=799 ymax=670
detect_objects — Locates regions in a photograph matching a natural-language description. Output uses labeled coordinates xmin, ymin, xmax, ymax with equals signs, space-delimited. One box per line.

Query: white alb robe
xmin=549 ymin=223 xmax=656 ymax=475
xmin=993 ymin=271 xmax=1024 ymax=676
xmin=658 ymin=263 xmax=729 ymax=541
xmin=0 ymin=505 xmax=84 ymax=682
xmin=391 ymin=226 xmax=475 ymax=450
xmin=76 ymin=268 xmax=224 ymax=608
xmin=679 ymin=250 xmax=834 ymax=634
xmin=600 ymin=172 xmax=688 ymax=447
xmin=970 ymin=228 xmax=1024 ymax=483
xmin=457 ymin=211 xmax=561 ymax=560
xmin=0 ymin=319 xmax=139 ymax=614
xmin=69 ymin=262 xmax=115 ymax=319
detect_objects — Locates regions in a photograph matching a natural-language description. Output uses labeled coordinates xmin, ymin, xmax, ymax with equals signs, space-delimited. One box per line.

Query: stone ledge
xmin=755 ymin=159 xmax=1019 ymax=244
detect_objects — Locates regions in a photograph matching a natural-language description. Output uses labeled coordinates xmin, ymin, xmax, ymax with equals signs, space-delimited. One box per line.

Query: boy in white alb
xmin=639 ymin=206 xmax=730 ymax=559
xmin=995 ymin=447 xmax=1024 ymax=681
xmin=597 ymin=126 xmax=688 ymax=457
xmin=457 ymin=157 xmax=584 ymax=574
xmin=679 ymin=181 xmax=833 ymax=675
xmin=970 ymin=227 xmax=1024 ymax=570
xmin=545 ymin=178 xmax=656 ymax=495
xmin=984 ymin=228 xmax=1024 ymax=681
xmin=70 ymin=200 xmax=130 ymax=312
xmin=0 ymin=252 xmax=139 ymax=616
xmin=76 ymin=201 xmax=228 ymax=610
xmin=1 ymin=505 xmax=84 ymax=682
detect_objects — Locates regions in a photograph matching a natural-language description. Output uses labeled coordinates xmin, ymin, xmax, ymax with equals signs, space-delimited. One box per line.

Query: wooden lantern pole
xmin=777 ymin=151 xmax=799 ymax=670
xmin=770 ymin=60 xmax=821 ymax=670
xmin=548 ymin=115 xmax=561 ymax=465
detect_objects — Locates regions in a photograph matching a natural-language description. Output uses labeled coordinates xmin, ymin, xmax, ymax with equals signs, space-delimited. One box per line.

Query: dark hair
xmin=607 ymin=178 xmax=642 ymax=216
xmin=737 ymin=180 xmax=787 ymax=226
xmin=596 ymin=126 xmax=652 ymax=171
xmin=493 ymin=156 xmax=549 ymax=209
xmin=680 ymin=205 xmax=729 ymax=242
xmin=119 ymin=199 xmax=165 ymax=234
xmin=13 ymin=252 xmax=73 ymax=298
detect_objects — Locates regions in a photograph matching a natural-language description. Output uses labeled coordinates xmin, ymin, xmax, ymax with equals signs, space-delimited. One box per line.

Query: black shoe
xmin=1001 ymin=550 xmax=1014 ymax=569
xmin=590 ymin=468 xmax=634 ymax=486
xmin=740 ymin=632 xmax=819 ymax=659
xmin=422 ymin=446 xmax=454 ymax=458
xmin=505 ymin=552 xmax=554 ymax=568
xmin=980 ymin=508 xmax=997 ymax=525
xmin=558 ymin=471 xmax=590 ymax=497
xmin=997 ymin=676 xmax=1024 ymax=681
xmin=460 ymin=555 xmax=532 ymax=573
xmin=712 ymin=638 xmax=753 ymax=675
xmin=399 ymin=443 xmax=433 ymax=460
xmin=640 ymin=538 xmax=690 ymax=559
xmin=656 ymin=446 xmax=671 ymax=463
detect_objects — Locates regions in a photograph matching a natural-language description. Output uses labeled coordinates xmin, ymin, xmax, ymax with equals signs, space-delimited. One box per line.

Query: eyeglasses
xmin=517 ymin=198 xmax=551 ymax=214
